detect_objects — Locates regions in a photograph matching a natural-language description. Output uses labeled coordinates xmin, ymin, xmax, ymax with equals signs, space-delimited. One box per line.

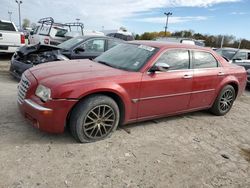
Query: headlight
xmin=35 ymin=84 xmax=51 ymax=102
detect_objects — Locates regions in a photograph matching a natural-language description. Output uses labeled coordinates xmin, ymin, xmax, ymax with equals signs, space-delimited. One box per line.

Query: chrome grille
xmin=17 ymin=74 xmax=30 ymax=104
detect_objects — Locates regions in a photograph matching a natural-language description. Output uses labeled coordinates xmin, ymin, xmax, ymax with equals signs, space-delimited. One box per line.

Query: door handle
xmin=183 ymin=74 xmax=192 ymax=79
xmin=218 ymin=72 xmax=225 ymax=76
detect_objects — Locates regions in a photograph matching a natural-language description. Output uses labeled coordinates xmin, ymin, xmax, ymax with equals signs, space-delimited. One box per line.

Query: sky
xmin=1 ymin=0 xmax=250 ymax=39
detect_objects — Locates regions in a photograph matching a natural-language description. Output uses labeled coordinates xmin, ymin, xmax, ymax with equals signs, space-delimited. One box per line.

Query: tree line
xmin=135 ymin=30 xmax=250 ymax=49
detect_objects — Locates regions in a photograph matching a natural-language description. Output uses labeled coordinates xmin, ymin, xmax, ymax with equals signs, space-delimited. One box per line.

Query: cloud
xmin=231 ymin=11 xmax=247 ymax=15
xmin=0 ymin=0 xmax=241 ymax=30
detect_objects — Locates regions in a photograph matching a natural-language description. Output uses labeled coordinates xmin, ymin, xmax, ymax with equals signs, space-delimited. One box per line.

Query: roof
xmin=129 ymin=40 xmax=208 ymax=50
xmin=0 ymin=20 xmax=12 ymax=23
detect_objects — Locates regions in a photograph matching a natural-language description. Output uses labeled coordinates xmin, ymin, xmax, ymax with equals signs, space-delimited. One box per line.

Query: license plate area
xmin=0 ymin=45 xmax=8 ymax=50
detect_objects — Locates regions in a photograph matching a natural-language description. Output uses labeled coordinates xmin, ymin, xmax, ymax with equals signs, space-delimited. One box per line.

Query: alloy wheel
xmin=82 ymin=105 xmax=116 ymax=139
xmin=219 ymin=89 xmax=234 ymax=112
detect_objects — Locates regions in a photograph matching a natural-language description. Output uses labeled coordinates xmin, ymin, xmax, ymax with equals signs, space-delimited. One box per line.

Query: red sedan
xmin=18 ymin=41 xmax=247 ymax=142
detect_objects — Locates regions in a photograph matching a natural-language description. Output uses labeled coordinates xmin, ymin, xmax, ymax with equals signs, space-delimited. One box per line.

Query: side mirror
xmin=149 ymin=62 xmax=170 ymax=73
xmin=74 ymin=47 xmax=85 ymax=53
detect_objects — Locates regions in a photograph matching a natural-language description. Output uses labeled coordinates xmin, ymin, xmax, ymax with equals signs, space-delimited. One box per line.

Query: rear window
xmin=0 ymin=22 xmax=16 ymax=31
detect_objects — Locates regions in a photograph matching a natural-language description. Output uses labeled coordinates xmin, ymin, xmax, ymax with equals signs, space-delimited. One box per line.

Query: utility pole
xmin=220 ymin=36 xmax=224 ymax=48
xmin=15 ymin=0 xmax=23 ymax=29
xmin=238 ymin=40 xmax=241 ymax=49
xmin=8 ymin=11 xmax=12 ymax=22
xmin=164 ymin=12 xmax=172 ymax=37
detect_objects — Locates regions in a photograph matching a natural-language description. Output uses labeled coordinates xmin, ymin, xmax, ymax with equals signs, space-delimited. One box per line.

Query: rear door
xmin=138 ymin=49 xmax=193 ymax=118
xmin=189 ymin=50 xmax=225 ymax=109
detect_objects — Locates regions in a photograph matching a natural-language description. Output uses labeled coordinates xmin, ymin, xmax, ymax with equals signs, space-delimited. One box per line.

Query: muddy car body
xmin=10 ymin=36 xmax=123 ymax=79
xmin=18 ymin=41 xmax=247 ymax=143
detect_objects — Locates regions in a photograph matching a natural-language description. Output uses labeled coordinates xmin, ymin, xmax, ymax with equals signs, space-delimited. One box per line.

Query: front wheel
xmin=69 ymin=95 xmax=120 ymax=143
xmin=210 ymin=85 xmax=236 ymax=116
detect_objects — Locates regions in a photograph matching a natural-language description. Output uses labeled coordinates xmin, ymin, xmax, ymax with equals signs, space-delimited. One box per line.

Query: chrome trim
xmin=132 ymin=89 xmax=215 ymax=102
xmin=24 ymin=99 xmax=52 ymax=111
xmin=17 ymin=74 xmax=30 ymax=104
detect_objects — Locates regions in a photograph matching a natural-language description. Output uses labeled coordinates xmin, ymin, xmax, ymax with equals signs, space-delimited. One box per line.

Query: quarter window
xmin=155 ymin=50 xmax=190 ymax=70
xmin=193 ymin=51 xmax=218 ymax=69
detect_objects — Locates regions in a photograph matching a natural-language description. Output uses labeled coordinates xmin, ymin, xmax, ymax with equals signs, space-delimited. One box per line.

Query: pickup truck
xmin=0 ymin=20 xmax=25 ymax=53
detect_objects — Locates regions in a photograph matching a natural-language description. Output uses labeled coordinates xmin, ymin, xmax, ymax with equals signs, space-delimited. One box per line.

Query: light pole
xmin=15 ymin=0 xmax=23 ymax=29
xmin=8 ymin=11 xmax=12 ymax=22
xmin=164 ymin=12 xmax=172 ymax=37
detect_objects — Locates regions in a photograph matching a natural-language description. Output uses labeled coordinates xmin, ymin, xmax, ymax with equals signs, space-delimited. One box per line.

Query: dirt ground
xmin=0 ymin=56 xmax=250 ymax=188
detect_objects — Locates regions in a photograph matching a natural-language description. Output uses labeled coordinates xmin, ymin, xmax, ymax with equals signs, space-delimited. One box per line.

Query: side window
xmin=156 ymin=50 xmax=189 ymax=70
xmin=193 ymin=51 xmax=218 ymax=69
xmin=107 ymin=40 xmax=120 ymax=50
xmin=234 ymin=52 xmax=247 ymax=60
xmin=80 ymin=39 xmax=105 ymax=52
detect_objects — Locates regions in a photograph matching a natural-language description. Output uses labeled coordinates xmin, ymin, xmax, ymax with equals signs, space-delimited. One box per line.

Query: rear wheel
xmin=210 ymin=85 xmax=236 ymax=116
xmin=70 ymin=95 xmax=120 ymax=143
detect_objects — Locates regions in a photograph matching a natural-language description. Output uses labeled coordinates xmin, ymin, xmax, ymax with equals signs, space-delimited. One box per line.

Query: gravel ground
xmin=0 ymin=56 xmax=250 ymax=188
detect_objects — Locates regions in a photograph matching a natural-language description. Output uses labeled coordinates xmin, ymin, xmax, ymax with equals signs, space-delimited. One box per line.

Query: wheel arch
xmin=217 ymin=75 xmax=240 ymax=96
xmin=66 ymin=90 xmax=128 ymax=128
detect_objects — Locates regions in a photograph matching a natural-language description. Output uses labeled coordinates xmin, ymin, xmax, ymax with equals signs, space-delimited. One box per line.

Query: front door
xmin=138 ymin=49 xmax=193 ymax=119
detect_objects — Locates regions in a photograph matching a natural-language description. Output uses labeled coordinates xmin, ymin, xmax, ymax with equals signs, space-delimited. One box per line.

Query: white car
xmin=0 ymin=20 xmax=25 ymax=53
xmin=29 ymin=17 xmax=104 ymax=46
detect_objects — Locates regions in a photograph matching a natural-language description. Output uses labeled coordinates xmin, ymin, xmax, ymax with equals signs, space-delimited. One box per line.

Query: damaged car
xmin=9 ymin=36 xmax=123 ymax=79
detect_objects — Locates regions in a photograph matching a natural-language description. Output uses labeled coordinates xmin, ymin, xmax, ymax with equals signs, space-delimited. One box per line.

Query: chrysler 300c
xmin=18 ymin=41 xmax=247 ymax=143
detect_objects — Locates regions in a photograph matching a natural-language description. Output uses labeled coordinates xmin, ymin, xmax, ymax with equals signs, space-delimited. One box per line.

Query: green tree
xmin=22 ymin=18 xmax=30 ymax=29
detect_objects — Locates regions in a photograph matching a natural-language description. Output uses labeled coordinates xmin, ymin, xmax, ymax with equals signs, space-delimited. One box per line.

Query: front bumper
xmin=9 ymin=58 xmax=33 ymax=80
xmin=18 ymin=97 xmax=77 ymax=133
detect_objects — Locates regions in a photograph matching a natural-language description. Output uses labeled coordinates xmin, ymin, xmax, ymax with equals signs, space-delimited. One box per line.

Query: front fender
xmin=53 ymin=81 xmax=133 ymax=123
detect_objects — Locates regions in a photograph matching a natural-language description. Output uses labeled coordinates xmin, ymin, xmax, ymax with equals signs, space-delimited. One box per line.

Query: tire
xmin=69 ymin=94 xmax=120 ymax=143
xmin=210 ymin=85 xmax=236 ymax=116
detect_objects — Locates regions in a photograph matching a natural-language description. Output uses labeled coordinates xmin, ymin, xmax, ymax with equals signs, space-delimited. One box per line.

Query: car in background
xmin=9 ymin=36 xmax=123 ymax=79
xmin=17 ymin=41 xmax=246 ymax=143
xmin=103 ymin=29 xmax=134 ymax=41
xmin=28 ymin=17 xmax=85 ymax=46
xmin=0 ymin=20 xmax=25 ymax=53
xmin=216 ymin=48 xmax=250 ymax=70
xmin=155 ymin=37 xmax=205 ymax=47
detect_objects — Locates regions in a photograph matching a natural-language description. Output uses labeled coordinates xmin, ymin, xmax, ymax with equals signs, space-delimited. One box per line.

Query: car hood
xmin=29 ymin=59 xmax=129 ymax=87
xmin=17 ymin=43 xmax=61 ymax=57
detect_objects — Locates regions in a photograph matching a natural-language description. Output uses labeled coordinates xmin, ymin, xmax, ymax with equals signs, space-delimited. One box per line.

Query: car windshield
xmin=94 ymin=43 xmax=157 ymax=71
xmin=216 ymin=49 xmax=237 ymax=60
xmin=58 ymin=37 xmax=85 ymax=50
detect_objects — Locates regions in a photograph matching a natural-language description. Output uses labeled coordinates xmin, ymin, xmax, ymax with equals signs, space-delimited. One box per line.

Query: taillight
xmin=21 ymin=34 xmax=25 ymax=44
xmin=44 ymin=38 xmax=49 ymax=44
